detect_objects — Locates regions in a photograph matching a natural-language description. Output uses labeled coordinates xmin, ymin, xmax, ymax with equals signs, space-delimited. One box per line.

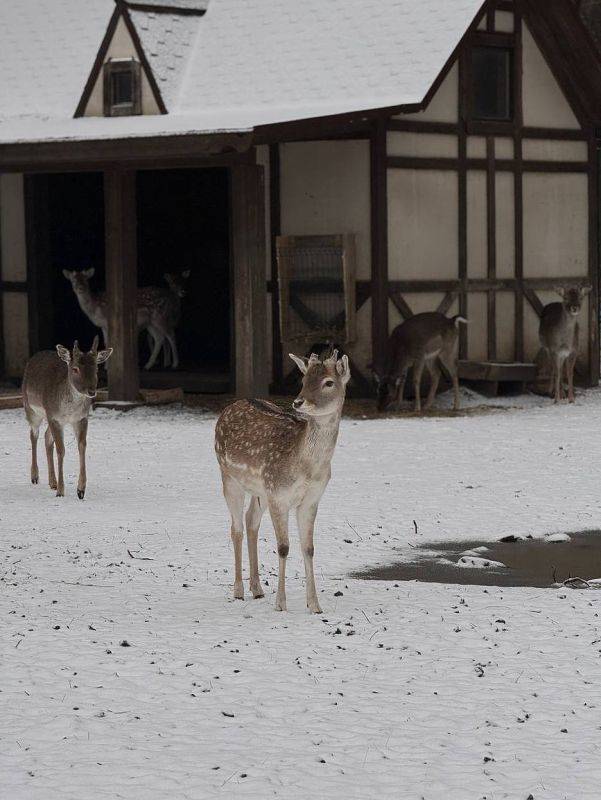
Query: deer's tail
xmin=452 ymin=315 xmax=468 ymax=328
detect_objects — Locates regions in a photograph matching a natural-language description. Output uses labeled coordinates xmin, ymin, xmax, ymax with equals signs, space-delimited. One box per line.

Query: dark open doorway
xmin=136 ymin=168 xmax=231 ymax=392
xmin=30 ymin=172 xmax=105 ymax=354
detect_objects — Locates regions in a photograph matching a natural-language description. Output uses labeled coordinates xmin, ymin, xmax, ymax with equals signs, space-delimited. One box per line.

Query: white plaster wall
xmin=387 ymin=132 xmax=457 ymax=158
xmin=467 ymin=137 xmax=486 ymax=159
xmin=279 ymin=140 xmax=372 ymax=373
xmin=399 ymin=64 xmax=458 ymax=124
xmin=522 ymin=140 xmax=588 ymax=162
xmin=495 ymin=172 xmax=515 ymax=279
xmin=85 ymin=17 xmax=160 ymax=116
xmin=0 ymin=174 xmax=27 ymax=282
xmin=523 ymin=173 xmax=588 ymax=279
xmin=522 ymin=23 xmax=581 ymax=129
xmin=496 ymin=292 xmax=515 ymax=361
xmin=495 ymin=10 xmax=514 ymax=33
xmin=467 ymin=171 xmax=487 ymax=279
xmin=495 ymin=138 xmax=514 ymax=160
xmin=388 ymin=169 xmax=458 ymax=280
xmin=466 ymin=292 xmax=488 ymax=361
xmin=3 ymin=292 xmax=29 ymax=376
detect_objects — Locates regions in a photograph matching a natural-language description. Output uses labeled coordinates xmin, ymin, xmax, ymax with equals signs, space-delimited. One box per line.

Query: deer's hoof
xmin=31 ymin=476 xmax=39 ymax=485
xmin=77 ymin=489 xmax=85 ymax=500
xmin=308 ymin=604 xmax=323 ymax=614
xmin=274 ymin=596 xmax=287 ymax=612
xmin=233 ymin=581 xmax=244 ymax=600
xmin=250 ymin=582 xmax=265 ymax=599
xmin=56 ymin=490 xmax=64 ymax=498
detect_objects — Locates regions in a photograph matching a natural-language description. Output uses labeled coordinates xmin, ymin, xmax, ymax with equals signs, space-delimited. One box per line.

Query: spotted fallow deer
xmin=374 ymin=312 xmax=467 ymax=413
xmin=539 ymin=285 xmax=590 ymax=403
xmin=214 ymin=350 xmax=350 ymax=613
xmin=22 ymin=337 xmax=112 ymax=499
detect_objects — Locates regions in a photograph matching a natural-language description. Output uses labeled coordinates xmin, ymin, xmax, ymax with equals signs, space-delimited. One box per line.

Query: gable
xmin=79 ymin=10 xmax=163 ymax=117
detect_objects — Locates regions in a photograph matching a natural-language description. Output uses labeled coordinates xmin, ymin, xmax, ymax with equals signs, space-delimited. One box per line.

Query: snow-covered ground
xmin=2 ymin=390 xmax=601 ymax=799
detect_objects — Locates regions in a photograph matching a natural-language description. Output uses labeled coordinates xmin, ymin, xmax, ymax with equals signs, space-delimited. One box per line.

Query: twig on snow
xmin=127 ymin=549 xmax=154 ymax=561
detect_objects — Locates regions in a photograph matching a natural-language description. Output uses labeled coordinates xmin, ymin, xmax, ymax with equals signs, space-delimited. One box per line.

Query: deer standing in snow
xmin=22 ymin=337 xmax=113 ymax=499
xmin=539 ymin=285 xmax=590 ymax=403
xmin=374 ymin=312 xmax=467 ymax=413
xmin=214 ymin=350 xmax=350 ymax=613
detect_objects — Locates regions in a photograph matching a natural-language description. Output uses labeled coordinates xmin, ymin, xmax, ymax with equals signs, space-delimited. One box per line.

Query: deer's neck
xmin=75 ymin=286 xmax=102 ymax=315
xmin=300 ymin=408 xmax=342 ymax=469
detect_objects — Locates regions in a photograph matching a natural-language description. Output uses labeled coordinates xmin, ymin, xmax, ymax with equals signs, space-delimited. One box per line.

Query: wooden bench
xmin=458 ymin=360 xmax=537 ymax=396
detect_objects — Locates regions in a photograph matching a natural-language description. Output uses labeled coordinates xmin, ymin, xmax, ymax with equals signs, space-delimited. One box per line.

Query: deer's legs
xmin=413 ymin=359 xmax=426 ymax=413
xmin=222 ymin=472 xmax=246 ymax=600
xmin=296 ymin=499 xmax=322 ymax=614
xmin=27 ymin=414 xmax=41 ymax=485
xmin=245 ymin=496 xmax=265 ymax=599
xmin=268 ymin=502 xmax=289 ymax=612
xmin=424 ymin=360 xmax=441 ymax=411
xmin=166 ymin=332 xmax=179 ymax=370
xmin=554 ymin=354 xmax=564 ymax=403
xmin=567 ymin=352 xmax=577 ymax=403
xmin=73 ymin=417 xmax=88 ymax=500
xmin=44 ymin=426 xmax=57 ymax=490
xmin=48 ymin=420 xmax=65 ymax=497
xmin=144 ymin=328 xmax=164 ymax=370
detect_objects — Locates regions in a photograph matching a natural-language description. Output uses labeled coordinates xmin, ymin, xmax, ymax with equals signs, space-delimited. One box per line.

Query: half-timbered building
xmin=1 ymin=0 xmax=601 ymax=399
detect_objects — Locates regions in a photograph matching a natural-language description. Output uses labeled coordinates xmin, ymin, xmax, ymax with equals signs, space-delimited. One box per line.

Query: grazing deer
xmin=22 ymin=337 xmax=112 ymax=499
xmin=214 ymin=350 xmax=350 ymax=613
xmin=142 ymin=270 xmax=190 ymax=370
xmin=374 ymin=312 xmax=467 ymax=413
xmin=539 ymin=285 xmax=590 ymax=403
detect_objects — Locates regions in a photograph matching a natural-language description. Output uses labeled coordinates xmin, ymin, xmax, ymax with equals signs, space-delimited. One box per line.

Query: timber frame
xmin=1 ymin=0 xmax=600 ymax=397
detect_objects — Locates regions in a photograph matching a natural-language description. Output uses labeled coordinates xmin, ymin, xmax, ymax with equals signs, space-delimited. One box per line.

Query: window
xmin=470 ymin=46 xmax=513 ymax=121
xmin=103 ymin=58 xmax=141 ymax=117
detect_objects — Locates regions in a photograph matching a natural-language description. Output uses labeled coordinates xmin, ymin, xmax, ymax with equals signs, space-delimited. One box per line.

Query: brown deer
xmin=374 ymin=312 xmax=467 ymax=413
xmin=22 ymin=337 xmax=113 ymax=499
xmin=539 ymin=285 xmax=590 ymax=403
xmin=214 ymin=350 xmax=350 ymax=613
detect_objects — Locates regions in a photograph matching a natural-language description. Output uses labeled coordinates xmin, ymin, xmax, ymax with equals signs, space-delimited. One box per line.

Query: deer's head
xmin=555 ymin=285 xmax=591 ymax=317
xmin=164 ymin=270 xmax=190 ymax=298
xmin=289 ymin=350 xmax=350 ymax=417
xmin=62 ymin=268 xmax=95 ymax=294
xmin=56 ymin=337 xmax=113 ymax=399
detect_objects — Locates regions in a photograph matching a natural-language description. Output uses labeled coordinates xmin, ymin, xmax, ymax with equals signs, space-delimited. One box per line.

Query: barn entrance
xmin=136 ymin=167 xmax=231 ymax=393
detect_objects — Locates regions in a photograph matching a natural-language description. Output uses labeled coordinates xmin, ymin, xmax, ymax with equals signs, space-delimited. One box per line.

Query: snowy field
xmin=2 ymin=390 xmax=601 ymax=799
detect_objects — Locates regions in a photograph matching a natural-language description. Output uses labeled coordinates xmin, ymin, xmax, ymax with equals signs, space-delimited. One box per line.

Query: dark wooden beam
xmin=389 ymin=292 xmax=414 ymax=320
xmin=268 ymin=144 xmax=283 ymax=388
xmin=486 ymin=136 xmax=497 ymax=360
xmin=387 ymin=156 xmax=589 ymax=172
xmin=123 ymin=2 xmax=207 ymax=15
xmin=0 ymin=280 xmax=28 ymax=292
xmin=104 ymin=170 xmax=139 ymax=401
xmin=514 ymin=6 xmax=524 ymax=362
xmin=588 ymin=135 xmax=600 ymax=385
xmin=458 ymin=50 xmax=468 ymax=358
xmin=522 ymin=284 xmax=545 ymax=318
xmin=436 ymin=291 xmax=458 ymax=315
xmin=230 ymin=163 xmax=269 ymax=397
xmin=370 ymin=120 xmax=389 ymax=369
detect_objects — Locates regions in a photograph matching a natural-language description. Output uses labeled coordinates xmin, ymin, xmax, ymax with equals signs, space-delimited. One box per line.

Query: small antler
xmin=90 ymin=335 xmax=99 ymax=353
xmin=324 ymin=349 xmax=339 ymax=365
xmin=308 ymin=353 xmax=320 ymax=366
xmin=73 ymin=340 xmax=81 ymax=356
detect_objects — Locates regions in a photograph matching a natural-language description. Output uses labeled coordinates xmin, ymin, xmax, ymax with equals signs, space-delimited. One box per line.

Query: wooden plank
xmin=588 ymin=135 xmax=600 ymax=385
xmin=0 ymin=393 xmax=22 ymax=410
xmin=458 ymin=360 xmax=537 ymax=382
xmin=436 ymin=291 xmax=458 ymax=315
xmin=486 ymin=136 xmax=497 ymax=360
xmin=370 ymin=120 xmax=389 ymax=368
xmin=389 ymin=292 xmax=414 ymax=320
xmin=104 ymin=170 xmax=139 ymax=401
xmin=387 ymin=156 xmax=589 ymax=172
xmin=230 ymin=163 xmax=269 ymax=398
xmin=514 ymin=5 xmax=524 ymax=362
xmin=458 ymin=51 xmax=468 ymax=359
xmin=0 ymin=280 xmax=27 ymax=292
xmin=269 ymin=144 xmax=283 ymax=387
xmin=522 ymin=284 xmax=545 ymax=318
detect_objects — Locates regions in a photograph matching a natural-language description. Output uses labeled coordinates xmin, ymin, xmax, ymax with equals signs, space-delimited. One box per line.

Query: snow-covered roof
xmin=0 ymin=0 xmax=486 ymax=145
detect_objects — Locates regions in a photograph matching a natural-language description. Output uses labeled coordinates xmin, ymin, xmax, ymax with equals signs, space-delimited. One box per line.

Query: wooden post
xmin=370 ymin=119 xmax=389 ymax=371
xmin=104 ymin=169 xmax=139 ymax=401
xmin=24 ymin=174 xmax=53 ymax=354
xmin=230 ymin=163 xmax=268 ymax=398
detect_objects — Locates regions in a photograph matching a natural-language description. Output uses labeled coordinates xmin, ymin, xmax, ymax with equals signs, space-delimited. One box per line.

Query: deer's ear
xmin=56 ymin=344 xmax=71 ymax=363
xmin=336 ymin=354 xmax=351 ymax=384
xmin=289 ymin=353 xmax=308 ymax=375
xmin=96 ymin=348 xmax=113 ymax=365
xmin=83 ymin=268 xmax=95 ymax=278
xmin=554 ymin=285 xmax=565 ymax=298
xmin=581 ymin=285 xmax=592 ymax=297
xmin=62 ymin=269 xmax=72 ymax=280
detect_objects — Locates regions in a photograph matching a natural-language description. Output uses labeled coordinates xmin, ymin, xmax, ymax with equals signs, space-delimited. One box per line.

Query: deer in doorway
xmin=539 ymin=285 xmax=590 ymax=403
xmin=141 ymin=270 xmax=190 ymax=370
xmin=214 ymin=350 xmax=350 ymax=613
xmin=373 ymin=312 xmax=467 ymax=413
xmin=22 ymin=337 xmax=113 ymax=498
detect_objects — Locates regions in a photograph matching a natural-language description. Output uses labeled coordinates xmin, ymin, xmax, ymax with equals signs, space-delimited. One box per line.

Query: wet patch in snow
xmin=355 ymin=530 xmax=601 ymax=588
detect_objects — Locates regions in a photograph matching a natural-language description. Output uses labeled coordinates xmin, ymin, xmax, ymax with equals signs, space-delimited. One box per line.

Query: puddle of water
xmin=354 ymin=530 xmax=601 ymax=588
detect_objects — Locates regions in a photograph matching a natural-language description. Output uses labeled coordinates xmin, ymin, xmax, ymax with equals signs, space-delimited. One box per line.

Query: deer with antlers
xmin=22 ymin=337 xmax=113 ymax=499
xmin=215 ymin=350 xmax=350 ymax=613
